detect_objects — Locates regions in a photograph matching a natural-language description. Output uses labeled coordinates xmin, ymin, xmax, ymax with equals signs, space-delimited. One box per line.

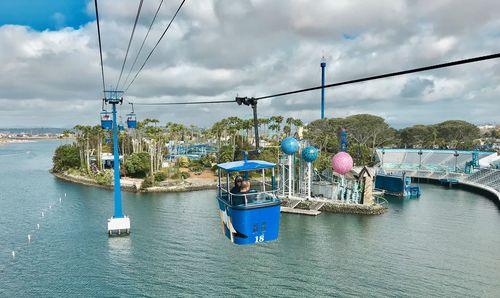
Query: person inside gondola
xmin=239 ymin=180 xmax=251 ymax=193
xmin=231 ymin=178 xmax=248 ymax=206
xmin=230 ymin=176 xmax=243 ymax=194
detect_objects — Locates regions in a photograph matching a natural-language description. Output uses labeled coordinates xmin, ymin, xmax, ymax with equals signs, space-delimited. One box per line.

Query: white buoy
xmin=64 ymin=193 xmax=66 ymax=197
xmin=41 ymin=212 xmax=44 ymax=217
xmin=11 ymin=251 xmax=15 ymax=259
xmin=49 ymin=205 xmax=52 ymax=209
xmin=37 ymin=223 xmax=40 ymax=230
xmin=28 ymin=234 xmax=31 ymax=243
xmin=59 ymin=197 xmax=62 ymax=203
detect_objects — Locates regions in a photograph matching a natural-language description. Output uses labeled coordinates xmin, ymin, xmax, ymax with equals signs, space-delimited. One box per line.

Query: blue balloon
xmin=281 ymin=137 xmax=299 ymax=155
xmin=301 ymin=146 xmax=318 ymax=162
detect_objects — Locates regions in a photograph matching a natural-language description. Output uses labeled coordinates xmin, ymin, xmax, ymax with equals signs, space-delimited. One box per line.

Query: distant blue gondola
xmin=217 ymin=158 xmax=281 ymax=245
xmin=100 ymin=111 xmax=113 ymax=130
xmin=126 ymin=113 xmax=137 ymax=129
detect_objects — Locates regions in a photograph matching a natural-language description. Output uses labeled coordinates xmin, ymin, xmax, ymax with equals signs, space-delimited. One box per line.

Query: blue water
xmin=1 ymin=141 xmax=499 ymax=297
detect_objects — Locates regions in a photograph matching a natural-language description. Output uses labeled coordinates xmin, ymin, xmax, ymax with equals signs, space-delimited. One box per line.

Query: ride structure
xmin=277 ymin=128 xmax=386 ymax=214
xmin=101 ymin=90 xmax=130 ymax=236
xmin=464 ymin=152 xmax=480 ymax=174
xmin=280 ymin=137 xmax=299 ymax=197
xmin=301 ymin=146 xmax=319 ymax=199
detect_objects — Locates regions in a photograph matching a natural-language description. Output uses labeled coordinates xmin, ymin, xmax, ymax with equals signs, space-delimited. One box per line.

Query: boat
xmin=216 ymin=156 xmax=281 ymax=245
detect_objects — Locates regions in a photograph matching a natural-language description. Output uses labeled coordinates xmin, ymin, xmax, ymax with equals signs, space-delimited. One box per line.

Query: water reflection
xmin=108 ymin=235 xmax=131 ymax=250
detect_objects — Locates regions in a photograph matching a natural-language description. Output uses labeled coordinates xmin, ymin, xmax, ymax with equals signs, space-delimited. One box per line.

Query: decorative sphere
xmin=331 ymin=152 xmax=353 ymax=175
xmin=301 ymin=146 xmax=318 ymax=163
xmin=280 ymin=137 xmax=299 ymax=155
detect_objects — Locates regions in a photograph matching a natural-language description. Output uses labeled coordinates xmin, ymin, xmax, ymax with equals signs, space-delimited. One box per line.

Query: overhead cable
xmin=130 ymin=52 xmax=500 ymax=106
xmin=116 ymin=0 xmax=145 ymax=90
xmin=93 ymin=0 xmax=106 ymax=96
xmin=124 ymin=0 xmax=187 ymax=94
xmin=133 ymin=100 xmax=235 ymax=105
xmin=255 ymin=52 xmax=500 ymax=100
xmin=122 ymin=0 xmax=166 ymax=90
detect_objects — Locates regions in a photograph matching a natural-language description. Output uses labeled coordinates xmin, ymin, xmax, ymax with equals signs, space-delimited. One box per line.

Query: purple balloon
xmin=331 ymin=152 xmax=353 ymax=175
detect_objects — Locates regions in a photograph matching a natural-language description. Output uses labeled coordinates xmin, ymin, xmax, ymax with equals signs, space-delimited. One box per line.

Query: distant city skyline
xmin=0 ymin=0 xmax=499 ymax=128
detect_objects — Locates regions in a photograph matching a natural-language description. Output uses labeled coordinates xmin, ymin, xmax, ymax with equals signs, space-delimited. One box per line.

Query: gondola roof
xmin=217 ymin=160 xmax=275 ymax=172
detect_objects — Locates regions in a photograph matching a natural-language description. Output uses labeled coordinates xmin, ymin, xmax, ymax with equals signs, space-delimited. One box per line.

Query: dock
xmin=281 ymin=206 xmax=321 ymax=216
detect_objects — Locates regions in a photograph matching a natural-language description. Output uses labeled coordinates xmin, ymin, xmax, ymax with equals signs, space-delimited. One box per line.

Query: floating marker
xmin=28 ymin=234 xmax=31 ymax=243
xmin=59 ymin=197 xmax=62 ymax=203
xmin=49 ymin=205 xmax=52 ymax=209
xmin=64 ymin=193 xmax=66 ymax=197
xmin=41 ymin=212 xmax=44 ymax=217
xmin=11 ymin=251 xmax=15 ymax=259
xmin=37 ymin=223 xmax=40 ymax=230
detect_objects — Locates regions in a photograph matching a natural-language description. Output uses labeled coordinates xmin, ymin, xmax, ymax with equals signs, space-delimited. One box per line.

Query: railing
xmin=220 ymin=187 xmax=280 ymax=207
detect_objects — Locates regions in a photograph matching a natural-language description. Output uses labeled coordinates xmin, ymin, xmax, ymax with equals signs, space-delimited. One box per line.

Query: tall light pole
xmin=320 ymin=56 xmax=326 ymax=119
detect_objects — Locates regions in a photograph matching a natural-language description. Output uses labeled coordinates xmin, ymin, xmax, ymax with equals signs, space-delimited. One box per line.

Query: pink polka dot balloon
xmin=331 ymin=152 xmax=353 ymax=175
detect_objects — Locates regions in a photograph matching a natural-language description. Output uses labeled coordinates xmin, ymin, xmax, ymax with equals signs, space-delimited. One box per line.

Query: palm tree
xmin=242 ymin=119 xmax=254 ymax=146
xmin=73 ymin=125 xmax=93 ymax=173
xmin=258 ymin=118 xmax=270 ymax=139
xmin=210 ymin=121 xmax=225 ymax=153
xmin=92 ymin=125 xmax=104 ymax=171
xmin=269 ymin=116 xmax=284 ymax=139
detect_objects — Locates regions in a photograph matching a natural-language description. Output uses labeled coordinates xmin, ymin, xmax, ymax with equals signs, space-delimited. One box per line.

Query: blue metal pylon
xmin=111 ymin=102 xmax=123 ymax=218
xmin=104 ymin=90 xmax=124 ymax=219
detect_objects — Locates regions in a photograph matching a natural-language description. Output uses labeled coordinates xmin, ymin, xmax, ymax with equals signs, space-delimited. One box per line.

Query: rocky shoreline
xmin=52 ymin=171 xmax=218 ymax=193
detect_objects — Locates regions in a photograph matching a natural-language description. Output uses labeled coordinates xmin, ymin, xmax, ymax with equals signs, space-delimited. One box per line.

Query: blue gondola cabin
xmin=216 ymin=159 xmax=281 ymax=245
xmin=100 ymin=111 xmax=113 ymax=130
xmin=126 ymin=113 xmax=137 ymax=129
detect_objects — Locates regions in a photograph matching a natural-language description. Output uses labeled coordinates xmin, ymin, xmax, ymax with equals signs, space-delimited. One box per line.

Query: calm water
xmin=1 ymin=141 xmax=499 ymax=297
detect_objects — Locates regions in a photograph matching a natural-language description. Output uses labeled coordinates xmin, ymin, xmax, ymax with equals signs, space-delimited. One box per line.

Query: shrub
xmin=154 ymin=171 xmax=168 ymax=182
xmin=171 ymin=171 xmax=190 ymax=180
xmin=52 ymin=144 xmax=81 ymax=173
xmin=93 ymin=171 xmax=112 ymax=185
xmin=189 ymin=164 xmax=203 ymax=174
xmin=199 ymin=154 xmax=216 ymax=167
xmin=176 ymin=156 xmax=190 ymax=168
xmin=141 ymin=175 xmax=154 ymax=189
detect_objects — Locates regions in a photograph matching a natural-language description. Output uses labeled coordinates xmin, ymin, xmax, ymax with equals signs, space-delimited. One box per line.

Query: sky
xmin=0 ymin=0 xmax=499 ymax=128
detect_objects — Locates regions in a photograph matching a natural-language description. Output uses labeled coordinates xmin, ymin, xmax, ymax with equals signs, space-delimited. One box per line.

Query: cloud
xmin=0 ymin=0 xmax=499 ymax=128
xmin=401 ymin=78 xmax=435 ymax=98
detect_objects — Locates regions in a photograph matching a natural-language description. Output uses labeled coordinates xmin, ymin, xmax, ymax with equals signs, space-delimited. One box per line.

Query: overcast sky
xmin=0 ymin=0 xmax=499 ymax=128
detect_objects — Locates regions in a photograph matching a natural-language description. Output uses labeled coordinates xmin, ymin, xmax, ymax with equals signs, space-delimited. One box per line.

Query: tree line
xmin=53 ymin=114 xmax=488 ymax=179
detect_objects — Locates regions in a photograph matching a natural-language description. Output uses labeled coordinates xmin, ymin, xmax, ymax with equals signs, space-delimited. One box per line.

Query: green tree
xmin=344 ymin=114 xmax=395 ymax=153
xmin=399 ymin=125 xmax=437 ymax=148
xmin=52 ymin=144 xmax=81 ymax=173
xmin=124 ymin=152 xmax=151 ymax=178
xmin=435 ymin=120 xmax=480 ymax=149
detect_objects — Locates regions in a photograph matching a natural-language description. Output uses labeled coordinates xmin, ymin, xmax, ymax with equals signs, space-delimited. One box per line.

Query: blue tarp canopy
xmin=217 ymin=160 xmax=275 ymax=172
